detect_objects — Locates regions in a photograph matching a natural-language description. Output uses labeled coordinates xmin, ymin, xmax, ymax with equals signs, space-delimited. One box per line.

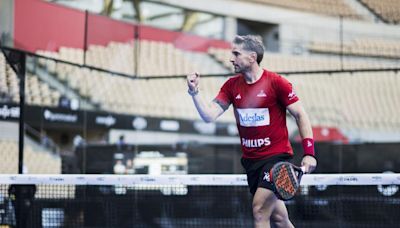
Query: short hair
xmin=233 ymin=35 xmax=265 ymax=65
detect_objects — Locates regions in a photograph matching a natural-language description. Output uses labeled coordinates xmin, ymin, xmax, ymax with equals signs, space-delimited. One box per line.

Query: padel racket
xmin=270 ymin=162 xmax=305 ymax=201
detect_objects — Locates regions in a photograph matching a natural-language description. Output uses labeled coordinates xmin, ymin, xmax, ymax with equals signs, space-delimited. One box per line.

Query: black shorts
xmin=241 ymin=153 xmax=292 ymax=195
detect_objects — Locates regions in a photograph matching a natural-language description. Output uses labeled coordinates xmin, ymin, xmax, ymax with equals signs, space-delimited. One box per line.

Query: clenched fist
xmin=187 ymin=72 xmax=200 ymax=96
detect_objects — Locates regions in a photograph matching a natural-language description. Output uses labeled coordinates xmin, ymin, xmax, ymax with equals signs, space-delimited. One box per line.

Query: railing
xmin=24 ymin=123 xmax=60 ymax=154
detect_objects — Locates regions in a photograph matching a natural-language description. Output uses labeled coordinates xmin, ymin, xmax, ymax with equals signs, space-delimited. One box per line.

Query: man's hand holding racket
xmin=301 ymin=155 xmax=317 ymax=173
xmin=270 ymin=138 xmax=317 ymax=201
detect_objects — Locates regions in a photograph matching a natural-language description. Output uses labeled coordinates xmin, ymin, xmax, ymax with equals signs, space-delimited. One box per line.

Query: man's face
xmin=230 ymin=43 xmax=255 ymax=73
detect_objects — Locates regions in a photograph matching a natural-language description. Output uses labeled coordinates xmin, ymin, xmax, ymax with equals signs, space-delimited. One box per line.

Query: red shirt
xmin=215 ymin=69 xmax=299 ymax=160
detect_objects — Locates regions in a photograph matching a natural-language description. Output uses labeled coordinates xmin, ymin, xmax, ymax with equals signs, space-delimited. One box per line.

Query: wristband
xmin=302 ymin=138 xmax=315 ymax=157
xmin=188 ymin=88 xmax=199 ymax=96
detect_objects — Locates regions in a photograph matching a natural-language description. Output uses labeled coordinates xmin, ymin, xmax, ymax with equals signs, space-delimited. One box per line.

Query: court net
xmin=0 ymin=173 xmax=399 ymax=228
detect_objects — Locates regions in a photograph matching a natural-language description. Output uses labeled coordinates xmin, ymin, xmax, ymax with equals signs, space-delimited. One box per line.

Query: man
xmin=186 ymin=35 xmax=317 ymax=228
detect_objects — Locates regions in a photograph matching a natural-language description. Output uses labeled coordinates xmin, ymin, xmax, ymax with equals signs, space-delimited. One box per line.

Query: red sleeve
xmin=214 ymin=78 xmax=233 ymax=110
xmin=274 ymin=75 xmax=299 ymax=107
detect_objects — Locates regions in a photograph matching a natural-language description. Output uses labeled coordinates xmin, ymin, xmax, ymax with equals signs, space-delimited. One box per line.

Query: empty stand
xmin=38 ymin=40 xmax=228 ymax=77
xmin=1 ymin=58 xmax=20 ymax=103
xmin=29 ymin=42 xmax=400 ymax=131
xmin=0 ymin=139 xmax=61 ymax=174
xmin=200 ymin=47 xmax=400 ymax=131
xmin=33 ymin=41 xmax=235 ymax=121
xmin=7 ymin=37 xmax=398 ymax=132
xmin=0 ymin=54 xmax=8 ymax=101
xmin=0 ymin=55 xmax=87 ymax=112
xmin=288 ymin=71 xmax=400 ymax=132
xmin=309 ymin=38 xmax=400 ymax=58
xmin=1 ymin=53 xmax=61 ymax=107
xmin=25 ymin=73 xmax=61 ymax=107
xmin=209 ymin=47 xmax=400 ymax=72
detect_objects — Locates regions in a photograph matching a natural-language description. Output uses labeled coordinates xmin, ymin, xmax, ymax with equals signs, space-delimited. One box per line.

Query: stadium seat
xmin=309 ymin=38 xmax=400 ymax=58
xmin=0 ymin=139 xmax=61 ymax=174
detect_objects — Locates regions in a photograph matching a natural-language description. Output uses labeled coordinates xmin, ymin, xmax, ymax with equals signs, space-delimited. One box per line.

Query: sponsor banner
xmin=95 ymin=115 xmax=116 ymax=127
xmin=0 ymin=103 xmax=233 ymax=136
xmin=132 ymin=116 xmax=147 ymax=130
xmin=193 ymin=121 xmax=216 ymax=135
xmin=302 ymin=173 xmax=400 ymax=186
xmin=160 ymin=120 xmax=180 ymax=131
xmin=43 ymin=109 xmax=79 ymax=123
xmin=87 ymin=112 xmax=129 ymax=129
xmin=0 ymin=104 xmax=20 ymax=120
xmin=0 ymin=174 xmax=399 ymax=186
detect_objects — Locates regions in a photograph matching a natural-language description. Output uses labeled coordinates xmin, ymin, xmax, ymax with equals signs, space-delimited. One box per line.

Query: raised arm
xmin=287 ymin=101 xmax=317 ymax=173
xmin=187 ymin=73 xmax=226 ymax=123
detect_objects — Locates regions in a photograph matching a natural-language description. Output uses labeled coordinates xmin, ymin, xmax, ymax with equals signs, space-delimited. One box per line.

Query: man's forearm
xmin=191 ymin=94 xmax=219 ymax=122
xmin=295 ymin=109 xmax=316 ymax=157
xmin=295 ymin=111 xmax=313 ymax=139
xmin=187 ymin=72 xmax=225 ymax=123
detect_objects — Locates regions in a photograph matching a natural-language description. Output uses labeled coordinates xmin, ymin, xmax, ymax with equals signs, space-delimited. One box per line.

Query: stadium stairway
xmin=344 ymin=0 xmax=378 ymax=22
xmin=182 ymin=51 xmax=230 ymax=75
xmin=27 ymin=57 xmax=98 ymax=110
xmin=0 ymin=121 xmax=62 ymax=174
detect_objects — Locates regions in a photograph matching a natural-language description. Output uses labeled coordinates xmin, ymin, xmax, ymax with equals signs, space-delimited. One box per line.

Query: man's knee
xmin=252 ymin=203 xmax=268 ymax=222
xmin=252 ymin=188 xmax=277 ymax=224
xmin=270 ymin=207 xmax=293 ymax=228
xmin=272 ymin=218 xmax=294 ymax=228
xmin=252 ymin=200 xmax=274 ymax=223
xmin=271 ymin=213 xmax=289 ymax=225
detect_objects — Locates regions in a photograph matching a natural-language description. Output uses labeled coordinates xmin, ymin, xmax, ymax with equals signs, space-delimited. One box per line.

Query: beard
xmin=233 ymin=64 xmax=251 ymax=74
xmin=233 ymin=65 xmax=241 ymax=73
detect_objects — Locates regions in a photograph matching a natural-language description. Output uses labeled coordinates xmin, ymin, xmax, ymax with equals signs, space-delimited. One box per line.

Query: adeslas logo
xmin=239 ymin=113 xmax=265 ymax=123
xmin=236 ymin=108 xmax=270 ymax=127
